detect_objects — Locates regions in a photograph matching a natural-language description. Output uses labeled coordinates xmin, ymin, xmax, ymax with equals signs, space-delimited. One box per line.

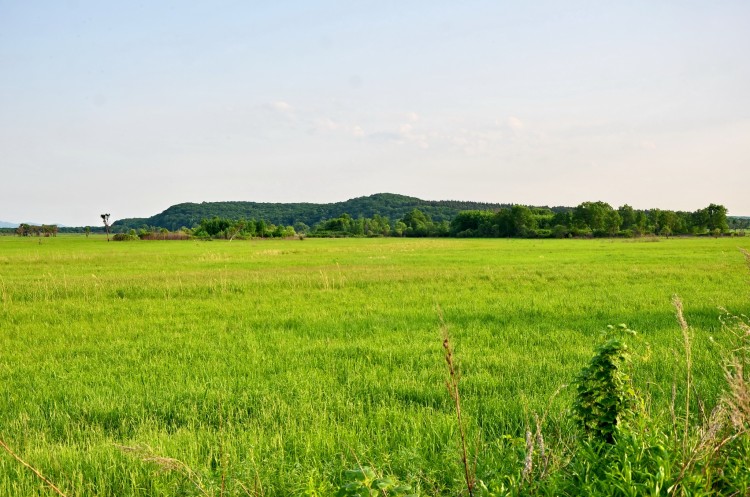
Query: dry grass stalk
xmin=693 ymin=406 xmax=726 ymax=463
xmin=723 ymin=352 xmax=750 ymax=430
xmin=522 ymin=429 xmax=534 ymax=481
xmin=236 ymin=480 xmax=255 ymax=497
xmin=672 ymin=295 xmax=692 ymax=456
xmin=534 ymin=414 xmax=548 ymax=478
xmin=248 ymin=450 xmax=264 ymax=497
xmin=116 ymin=444 xmax=210 ymax=497
xmin=521 ymin=385 xmax=567 ymax=485
xmin=439 ymin=307 xmax=475 ymax=497
xmin=671 ymin=285 xmax=750 ymax=494
xmin=670 ymin=383 xmax=678 ymax=441
xmin=218 ymin=401 xmax=227 ymax=497
xmin=672 ymin=406 xmax=727 ymax=493
xmin=0 ymin=438 xmax=68 ymax=497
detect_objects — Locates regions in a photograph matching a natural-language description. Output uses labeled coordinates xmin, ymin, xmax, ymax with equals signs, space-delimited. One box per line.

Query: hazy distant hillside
xmin=0 ymin=221 xmax=67 ymax=229
xmin=112 ymin=193 xmax=521 ymax=231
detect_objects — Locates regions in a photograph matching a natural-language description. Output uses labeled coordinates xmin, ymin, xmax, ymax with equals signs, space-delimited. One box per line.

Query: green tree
xmin=495 ymin=209 xmax=513 ymax=237
xmin=705 ymin=203 xmax=729 ymax=232
xmin=256 ymin=219 xmax=267 ymax=238
xmin=371 ymin=214 xmax=391 ymax=236
xmin=199 ymin=217 xmax=232 ymax=237
xmin=618 ymin=205 xmax=636 ymax=230
xmin=510 ymin=205 xmax=536 ymax=236
xmin=633 ymin=211 xmax=647 ymax=236
xmin=293 ymin=221 xmax=310 ymax=235
xmin=400 ymin=209 xmax=433 ymax=236
xmin=450 ymin=210 xmax=494 ymax=237
xmin=605 ymin=210 xmax=622 ymax=236
xmin=573 ymin=201 xmax=613 ymax=232
xmin=353 ymin=217 xmax=365 ymax=236
xmin=552 ymin=224 xmax=569 ymax=238
xmin=245 ymin=219 xmax=257 ymax=236
xmin=495 ymin=205 xmax=537 ymax=237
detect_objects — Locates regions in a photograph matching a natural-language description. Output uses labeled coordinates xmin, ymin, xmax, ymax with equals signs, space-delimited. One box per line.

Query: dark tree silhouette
xmin=101 ymin=213 xmax=111 ymax=241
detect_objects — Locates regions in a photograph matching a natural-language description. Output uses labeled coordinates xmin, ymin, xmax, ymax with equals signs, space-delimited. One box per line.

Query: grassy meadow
xmin=0 ymin=235 xmax=749 ymax=496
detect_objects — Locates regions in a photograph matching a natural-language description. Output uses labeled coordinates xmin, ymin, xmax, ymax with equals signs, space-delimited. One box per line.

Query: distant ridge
xmin=0 ymin=221 xmax=65 ymax=228
xmin=112 ymin=193 xmax=530 ymax=231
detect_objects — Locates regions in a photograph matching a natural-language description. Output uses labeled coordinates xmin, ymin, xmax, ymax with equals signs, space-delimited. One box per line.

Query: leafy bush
xmin=573 ymin=324 xmax=637 ymax=443
xmin=112 ymin=233 xmax=139 ymax=241
xmin=477 ymin=306 xmax=750 ymax=497
xmin=337 ymin=467 xmax=416 ymax=497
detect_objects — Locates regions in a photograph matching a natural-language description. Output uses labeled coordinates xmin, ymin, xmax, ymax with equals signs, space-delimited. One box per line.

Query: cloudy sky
xmin=1 ymin=1 xmax=748 ymax=225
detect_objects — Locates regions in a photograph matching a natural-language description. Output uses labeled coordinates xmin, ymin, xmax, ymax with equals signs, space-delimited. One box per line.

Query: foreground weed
xmin=117 ymin=444 xmax=211 ymax=497
xmin=441 ymin=309 xmax=476 ymax=497
xmin=336 ymin=466 xmax=416 ymax=497
xmin=573 ymin=324 xmax=637 ymax=444
xmin=0 ymin=438 xmax=69 ymax=497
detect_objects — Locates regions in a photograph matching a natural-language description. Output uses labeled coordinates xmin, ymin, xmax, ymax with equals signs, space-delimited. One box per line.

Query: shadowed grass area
xmin=0 ymin=235 xmax=748 ymax=495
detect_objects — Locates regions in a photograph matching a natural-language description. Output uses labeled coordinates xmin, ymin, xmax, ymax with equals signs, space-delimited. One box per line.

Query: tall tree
xmin=604 ymin=210 xmax=622 ymax=236
xmin=618 ymin=205 xmax=636 ymax=230
xmin=573 ymin=201 xmax=613 ymax=232
xmin=510 ymin=205 xmax=536 ymax=236
xmin=705 ymin=204 xmax=729 ymax=232
xmin=101 ymin=213 xmax=111 ymax=241
xmin=400 ymin=209 xmax=433 ymax=236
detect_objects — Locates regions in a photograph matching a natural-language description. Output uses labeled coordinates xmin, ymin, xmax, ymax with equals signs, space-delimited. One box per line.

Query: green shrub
xmin=573 ymin=324 xmax=637 ymax=443
xmin=112 ymin=233 xmax=139 ymax=241
xmin=337 ymin=467 xmax=416 ymax=497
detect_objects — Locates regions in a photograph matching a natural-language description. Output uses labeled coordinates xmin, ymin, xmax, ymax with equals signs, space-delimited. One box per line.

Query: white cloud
xmin=314 ymin=117 xmax=339 ymax=131
xmin=312 ymin=117 xmax=364 ymax=138
xmin=507 ymin=116 xmax=524 ymax=130
xmin=270 ymin=101 xmax=294 ymax=113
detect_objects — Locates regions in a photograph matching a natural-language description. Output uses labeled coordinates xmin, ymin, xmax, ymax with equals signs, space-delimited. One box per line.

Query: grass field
xmin=1 ymin=235 xmax=748 ymax=496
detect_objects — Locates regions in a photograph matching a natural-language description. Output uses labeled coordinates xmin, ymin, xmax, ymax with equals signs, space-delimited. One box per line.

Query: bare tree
xmin=101 ymin=213 xmax=111 ymax=241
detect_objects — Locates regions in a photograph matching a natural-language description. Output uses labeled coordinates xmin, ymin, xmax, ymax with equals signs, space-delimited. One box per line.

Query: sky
xmin=1 ymin=1 xmax=748 ymax=226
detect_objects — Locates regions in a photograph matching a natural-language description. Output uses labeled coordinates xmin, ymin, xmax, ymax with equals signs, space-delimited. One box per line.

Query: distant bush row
xmin=8 ymin=201 xmax=741 ymax=240
xmin=100 ymin=201 xmax=746 ymax=241
xmin=307 ymin=202 xmax=741 ymax=239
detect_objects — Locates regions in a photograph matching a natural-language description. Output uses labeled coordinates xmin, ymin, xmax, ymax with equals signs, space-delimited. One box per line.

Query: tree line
xmin=309 ymin=202 xmax=734 ymax=238
xmin=138 ymin=201 xmax=735 ymax=241
xmin=111 ymin=193 xmax=513 ymax=232
xmin=449 ymin=202 xmax=731 ymax=238
xmin=2 ymin=201 xmax=742 ymax=240
xmin=13 ymin=224 xmax=59 ymax=237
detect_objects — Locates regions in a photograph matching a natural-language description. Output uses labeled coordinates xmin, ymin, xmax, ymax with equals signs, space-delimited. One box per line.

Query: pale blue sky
xmin=1 ymin=1 xmax=748 ymax=225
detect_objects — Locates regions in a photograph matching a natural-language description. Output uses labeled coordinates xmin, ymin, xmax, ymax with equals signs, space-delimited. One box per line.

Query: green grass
xmin=0 ymin=235 xmax=748 ymax=496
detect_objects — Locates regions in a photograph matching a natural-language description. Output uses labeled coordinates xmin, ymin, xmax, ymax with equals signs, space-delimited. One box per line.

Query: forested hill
xmin=112 ymin=193 xmax=523 ymax=231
